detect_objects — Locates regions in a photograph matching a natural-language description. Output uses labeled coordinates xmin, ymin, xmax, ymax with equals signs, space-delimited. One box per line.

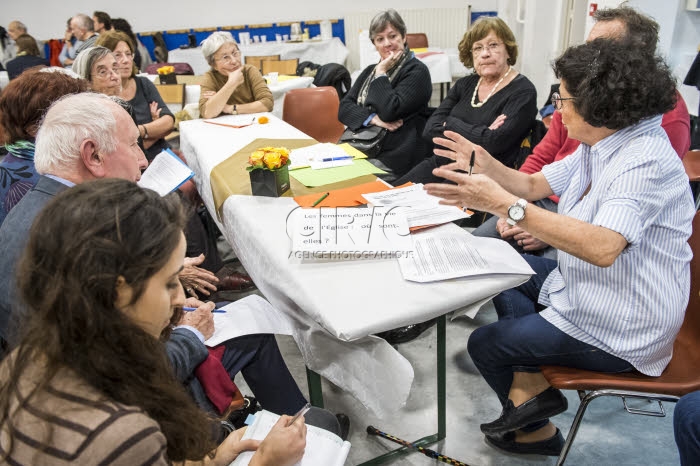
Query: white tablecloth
xmin=179 ymin=114 xmax=532 ymax=415
xmin=168 ymin=38 xmax=349 ymax=75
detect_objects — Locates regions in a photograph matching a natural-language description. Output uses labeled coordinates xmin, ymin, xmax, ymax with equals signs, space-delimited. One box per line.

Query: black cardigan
xmin=424 ymin=73 xmax=538 ymax=167
xmin=339 ymin=57 xmax=432 ymax=176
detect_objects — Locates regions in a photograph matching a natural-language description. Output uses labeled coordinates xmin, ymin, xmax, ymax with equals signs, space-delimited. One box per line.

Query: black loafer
xmin=480 ymin=387 xmax=568 ymax=435
xmin=376 ymin=318 xmax=437 ymax=345
xmin=485 ymin=428 xmax=565 ymax=456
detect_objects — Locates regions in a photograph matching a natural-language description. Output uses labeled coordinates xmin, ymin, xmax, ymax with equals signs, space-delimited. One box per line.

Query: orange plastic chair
xmin=540 ymin=210 xmax=700 ymax=465
xmin=282 ymin=86 xmax=345 ymax=143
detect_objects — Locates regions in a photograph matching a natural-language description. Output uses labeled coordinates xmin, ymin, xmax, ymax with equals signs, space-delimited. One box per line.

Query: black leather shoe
xmin=485 ymin=428 xmax=565 ymax=456
xmin=480 ymin=387 xmax=568 ymax=435
xmin=376 ymin=318 xmax=437 ymax=345
xmin=335 ymin=413 xmax=350 ymax=441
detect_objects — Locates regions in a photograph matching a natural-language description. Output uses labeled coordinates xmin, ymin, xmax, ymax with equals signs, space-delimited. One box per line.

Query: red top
xmin=519 ymin=92 xmax=691 ymax=203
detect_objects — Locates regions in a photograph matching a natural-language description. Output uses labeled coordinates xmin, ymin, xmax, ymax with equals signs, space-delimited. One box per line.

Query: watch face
xmin=509 ymin=205 xmax=525 ymax=221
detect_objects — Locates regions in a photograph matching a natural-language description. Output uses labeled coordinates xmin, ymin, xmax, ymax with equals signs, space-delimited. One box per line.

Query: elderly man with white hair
xmin=70 ymin=13 xmax=98 ymax=56
xmin=198 ymin=31 xmax=273 ymax=119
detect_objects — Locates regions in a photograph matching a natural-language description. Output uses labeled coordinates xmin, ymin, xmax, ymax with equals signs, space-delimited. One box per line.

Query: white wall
xmin=0 ymin=1 xmax=499 ymax=40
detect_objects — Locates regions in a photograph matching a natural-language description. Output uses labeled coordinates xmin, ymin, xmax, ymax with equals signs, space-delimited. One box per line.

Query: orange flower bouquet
xmin=247 ymin=146 xmax=291 ymax=197
xmin=157 ymin=65 xmax=177 ymax=84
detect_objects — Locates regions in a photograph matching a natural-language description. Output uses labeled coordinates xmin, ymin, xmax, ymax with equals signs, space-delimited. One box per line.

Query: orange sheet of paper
xmin=294 ymin=181 xmax=413 ymax=208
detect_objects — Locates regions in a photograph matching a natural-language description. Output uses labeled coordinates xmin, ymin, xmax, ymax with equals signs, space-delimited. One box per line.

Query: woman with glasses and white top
xmin=96 ymin=31 xmax=175 ymax=162
xmin=396 ymin=16 xmax=537 ymax=185
xmin=199 ymin=31 xmax=273 ymax=119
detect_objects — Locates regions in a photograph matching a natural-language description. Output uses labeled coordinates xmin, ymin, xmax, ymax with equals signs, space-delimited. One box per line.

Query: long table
xmin=179 ymin=114 xmax=531 ymax=418
xmin=168 ymin=37 xmax=349 ymax=75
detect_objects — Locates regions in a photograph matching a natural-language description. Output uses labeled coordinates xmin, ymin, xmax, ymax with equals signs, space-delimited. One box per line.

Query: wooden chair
xmin=683 ymin=150 xmax=700 ymax=209
xmin=262 ymin=58 xmax=299 ymax=76
xmin=406 ymin=33 xmax=429 ymax=49
xmin=282 ymin=86 xmax=345 ymax=143
xmin=244 ymin=54 xmax=280 ymax=72
xmin=540 ymin=210 xmax=700 ymax=465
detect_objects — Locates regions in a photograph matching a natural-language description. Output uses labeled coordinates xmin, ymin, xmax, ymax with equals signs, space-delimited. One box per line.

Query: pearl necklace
xmin=471 ymin=66 xmax=513 ymax=108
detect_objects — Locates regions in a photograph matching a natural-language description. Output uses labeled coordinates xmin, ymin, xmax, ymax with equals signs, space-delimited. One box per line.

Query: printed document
xmin=230 ymin=410 xmax=351 ymax=466
xmin=398 ymin=224 xmax=535 ymax=282
xmin=290 ymin=206 xmax=412 ymax=260
xmin=362 ymin=184 xmax=469 ymax=229
xmin=290 ymin=143 xmax=355 ymax=170
xmin=137 ymin=149 xmax=193 ymax=196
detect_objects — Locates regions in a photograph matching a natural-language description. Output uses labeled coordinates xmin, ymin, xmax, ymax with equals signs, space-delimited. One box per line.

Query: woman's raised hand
xmin=227 ymin=68 xmax=244 ymax=88
xmin=149 ymin=101 xmax=162 ymax=121
xmin=375 ymin=50 xmax=403 ymax=75
xmin=432 ymin=130 xmax=496 ymax=174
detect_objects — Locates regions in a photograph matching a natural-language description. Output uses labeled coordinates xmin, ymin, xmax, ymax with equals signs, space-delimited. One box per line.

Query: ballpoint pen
xmin=183 ymin=306 xmax=227 ymax=314
xmin=320 ymin=156 xmax=353 ymax=162
xmin=468 ymin=150 xmax=475 ymax=176
xmin=287 ymin=402 xmax=311 ymax=426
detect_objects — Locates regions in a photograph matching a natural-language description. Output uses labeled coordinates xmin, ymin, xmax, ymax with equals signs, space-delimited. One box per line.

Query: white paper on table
xmin=137 ymin=148 xmax=193 ymax=196
xmin=205 ymin=295 xmax=295 ymax=347
xmin=309 ymin=158 xmax=354 ymax=170
xmin=203 ymin=115 xmax=258 ymax=127
xmin=289 ymin=143 xmax=353 ymax=170
xmin=230 ymin=410 xmax=351 ymax=466
xmin=398 ymin=225 xmax=535 ymax=282
xmin=290 ymin=206 xmax=412 ymax=259
xmin=362 ymin=184 xmax=469 ymax=228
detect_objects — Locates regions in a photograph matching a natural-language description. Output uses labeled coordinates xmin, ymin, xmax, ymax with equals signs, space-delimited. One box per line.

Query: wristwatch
xmin=506 ymin=199 xmax=527 ymax=226
xmin=232 ymin=104 xmax=238 ymax=115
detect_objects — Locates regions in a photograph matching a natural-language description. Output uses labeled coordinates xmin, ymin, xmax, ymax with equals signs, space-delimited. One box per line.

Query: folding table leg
xmin=305 ymin=367 xmax=325 ymax=408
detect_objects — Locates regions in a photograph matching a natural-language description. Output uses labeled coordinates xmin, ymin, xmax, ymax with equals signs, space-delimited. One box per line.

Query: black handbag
xmin=338 ymin=125 xmax=387 ymax=157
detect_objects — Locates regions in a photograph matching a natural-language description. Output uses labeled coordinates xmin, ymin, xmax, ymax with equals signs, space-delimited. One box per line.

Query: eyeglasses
xmin=94 ymin=67 xmax=119 ymax=79
xmin=551 ymin=92 xmax=575 ymax=110
xmin=215 ymin=50 xmax=241 ymax=64
xmin=472 ymin=42 xmax=503 ymax=56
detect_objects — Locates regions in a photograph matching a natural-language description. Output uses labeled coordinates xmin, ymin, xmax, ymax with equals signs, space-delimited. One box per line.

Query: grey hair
xmin=72 ymin=13 xmax=94 ymax=32
xmin=34 ymin=93 xmax=119 ymax=175
xmin=201 ymin=31 xmax=237 ymax=67
xmin=72 ymin=46 xmax=112 ymax=82
xmin=9 ymin=21 xmax=27 ymax=33
xmin=369 ymin=9 xmax=407 ymax=42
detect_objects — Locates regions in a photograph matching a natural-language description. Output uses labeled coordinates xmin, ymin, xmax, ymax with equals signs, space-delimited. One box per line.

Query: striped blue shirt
xmin=539 ymin=116 xmax=694 ymax=376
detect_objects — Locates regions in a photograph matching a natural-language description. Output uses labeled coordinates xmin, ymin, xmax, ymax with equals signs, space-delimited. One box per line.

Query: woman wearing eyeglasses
xmin=425 ymin=38 xmax=693 ymax=457
xmin=72 ymin=46 xmax=122 ymax=97
xmin=96 ymin=31 xmax=175 ymax=162
xmin=396 ymin=16 xmax=537 ymax=185
xmin=199 ymin=31 xmax=273 ymax=119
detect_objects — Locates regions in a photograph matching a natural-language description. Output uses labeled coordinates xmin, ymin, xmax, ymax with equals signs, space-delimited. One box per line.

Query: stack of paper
xmin=290 ymin=206 xmax=412 ymax=260
xmin=230 ymin=410 xmax=351 ymax=466
xmin=137 ymin=149 xmax=194 ymax=196
xmin=361 ymin=184 xmax=470 ymax=229
xmin=289 ymin=143 xmax=355 ymax=170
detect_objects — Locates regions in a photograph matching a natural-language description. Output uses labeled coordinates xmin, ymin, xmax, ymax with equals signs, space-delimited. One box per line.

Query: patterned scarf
xmin=5 ymin=140 xmax=35 ymax=160
xmin=357 ymin=45 xmax=413 ymax=107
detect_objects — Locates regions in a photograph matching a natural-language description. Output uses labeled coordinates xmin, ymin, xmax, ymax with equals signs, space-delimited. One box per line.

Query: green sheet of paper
xmin=290 ymin=159 xmax=386 ymax=187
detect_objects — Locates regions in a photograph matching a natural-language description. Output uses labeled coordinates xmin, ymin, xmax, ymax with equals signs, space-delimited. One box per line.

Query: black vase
xmin=249 ymin=166 xmax=290 ymax=197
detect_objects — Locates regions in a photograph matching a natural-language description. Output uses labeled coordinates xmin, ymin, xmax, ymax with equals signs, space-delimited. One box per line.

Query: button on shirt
xmin=539 ymin=116 xmax=694 ymax=376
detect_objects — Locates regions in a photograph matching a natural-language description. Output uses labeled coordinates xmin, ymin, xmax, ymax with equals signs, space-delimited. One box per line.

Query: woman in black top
xmin=397 ymin=16 xmax=537 ymax=185
xmin=97 ymin=31 xmax=175 ymax=161
xmin=338 ymin=9 xmax=432 ymax=178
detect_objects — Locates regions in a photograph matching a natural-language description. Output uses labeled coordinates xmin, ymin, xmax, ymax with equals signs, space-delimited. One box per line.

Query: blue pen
xmin=183 ymin=306 xmax=226 ymax=314
xmin=320 ymin=156 xmax=354 ymax=162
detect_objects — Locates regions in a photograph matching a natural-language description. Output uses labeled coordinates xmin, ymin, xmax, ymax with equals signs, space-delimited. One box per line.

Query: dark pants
xmin=468 ymin=254 xmax=633 ymax=431
xmin=190 ymin=334 xmax=307 ymax=416
xmin=675 ymin=391 xmax=700 ymax=466
xmin=394 ymin=154 xmax=452 ymax=186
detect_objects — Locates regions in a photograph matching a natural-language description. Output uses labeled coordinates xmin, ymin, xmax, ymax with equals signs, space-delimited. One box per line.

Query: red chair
xmin=282 ymin=86 xmax=345 ymax=143
xmin=540 ymin=210 xmax=700 ymax=465
xmin=406 ymin=33 xmax=428 ymax=49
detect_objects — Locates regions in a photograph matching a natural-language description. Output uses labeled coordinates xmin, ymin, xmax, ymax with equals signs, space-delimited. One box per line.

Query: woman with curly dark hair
xmin=424 ymin=38 xmax=695 ymax=457
xmin=0 ymin=179 xmax=306 ymax=465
